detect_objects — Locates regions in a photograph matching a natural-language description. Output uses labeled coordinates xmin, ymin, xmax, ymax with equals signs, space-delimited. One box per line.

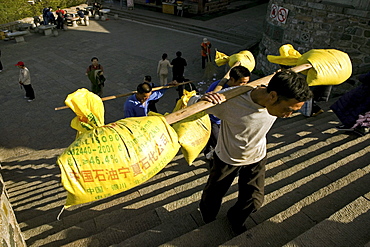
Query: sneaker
xmin=27 ymin=99 xmax=34 ymax=102
xmin=227 ymin=210 xmax=247 ymax=235
xmin=24 ymin=96 xmax=29 ymax=99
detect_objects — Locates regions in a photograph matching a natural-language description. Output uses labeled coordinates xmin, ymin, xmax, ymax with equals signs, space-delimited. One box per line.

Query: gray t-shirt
xmin=206 ymin=88 xmax=276 ymax=166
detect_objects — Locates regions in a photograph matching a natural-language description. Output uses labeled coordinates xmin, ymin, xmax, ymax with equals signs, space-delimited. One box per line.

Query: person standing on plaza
xmin=157 ymin=53 xmax=173 ymax=86
xmin=203 ymin=63 xmax=251 ymax=161
xmin=201 ymin=37 xmax=212 ymax=69
xmin=171 ymin=51 xmax=187 ymax=81
xmin=86 ymin=57 xmax=105 ymax=97
xmin=15 ymin=61 xmax=35 ymax=102
xmin=55 ymin=6 xmax=65 ymax=30
xmin=196 ymin=70 xmax=313 ymax=234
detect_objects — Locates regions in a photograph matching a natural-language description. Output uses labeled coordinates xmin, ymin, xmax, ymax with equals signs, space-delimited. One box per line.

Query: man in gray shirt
xmin=198 ymin=70 xmax=313 ymax=234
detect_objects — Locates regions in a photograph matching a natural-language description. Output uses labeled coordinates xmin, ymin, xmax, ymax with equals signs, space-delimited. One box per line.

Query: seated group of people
xmin=37 ymin=6 xmax=88 ymax=29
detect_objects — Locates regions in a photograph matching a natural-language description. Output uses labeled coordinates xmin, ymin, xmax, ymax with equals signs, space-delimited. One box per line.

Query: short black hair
xmin=91 ymin=57 xmax=98 ymax=62
xmin=144 ymin=75 xmax=151 ymax=82
xmin=229 ymin=66 xmax=250 ymax=81
xmin=267 ymin=70 xmax=313 ymax=102
xmin=137 ymin=82 xmax=152 ymax=94
xmin=176 ymin=51 xmax=182 ymax=57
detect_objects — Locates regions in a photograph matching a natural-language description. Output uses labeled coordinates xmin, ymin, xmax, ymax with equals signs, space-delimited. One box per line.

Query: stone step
xmin=157 ymin=145 xmax=370 ymax=246
xmin=283 ymin=192 xmax=370 ymax=247
xmin=106 ymin=8 xmax=250 ymax=47
xmin=4 ymin=96 xmax=369 ymax=246
xmin=22 ymin=158 xmax=209 ymax=246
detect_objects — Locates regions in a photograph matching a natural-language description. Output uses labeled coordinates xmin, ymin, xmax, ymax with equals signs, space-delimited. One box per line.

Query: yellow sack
xmin=64 ymin=88 xmax=105 ymax=135
xmin=266 ymin=44 xmax=301 ymax=66
xmin=58 ymin=116 xmax=180 ymax=207
xmin=58 ymin=89 xmax=180 ymax=207
xmin=171 ymin=90 xmax=211 ymax=165
xmin=215 ymin=50 xmax=255 ymax=73
xmin=267 ymin=44 xmax=352 ymax=86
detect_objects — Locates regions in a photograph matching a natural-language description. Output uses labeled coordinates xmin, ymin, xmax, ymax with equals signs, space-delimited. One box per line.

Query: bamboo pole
xmin=164 ymin=64 xmax=313 ymax=124
xmin=54 ymin=81 xmax=194 ymax=111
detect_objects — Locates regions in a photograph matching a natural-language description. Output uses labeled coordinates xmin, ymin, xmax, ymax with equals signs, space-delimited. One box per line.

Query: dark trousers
xmin=56 ymin=17 xmax=64 ymax=29
xmin=199 ymin=153 xmax=267 ymax=227
xmin=202 ymin=55 xmax=209 ymax=69
xmin=23 ymin=84 xmax=35 ymax=99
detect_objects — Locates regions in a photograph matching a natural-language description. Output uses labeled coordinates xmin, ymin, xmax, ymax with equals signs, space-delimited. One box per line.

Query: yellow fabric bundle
xmin=215 ymin=50 xmax=255 ymax=72
xmin=64 ymin=88 xmax=105 ymax=134
xmin=267 ymin=44 xmax=352 ymax=86
xmin=171 ymin=90 xmax=211 ymax=165
xmin=58 ymin=90 xmax=180 ymax=207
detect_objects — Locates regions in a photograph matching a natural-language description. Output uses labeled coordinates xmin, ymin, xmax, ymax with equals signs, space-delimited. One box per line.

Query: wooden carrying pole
xmin=54 ymin=81 xmax=194 ymax=111
xmin=164 ymin=64 xmax=313 ymax=125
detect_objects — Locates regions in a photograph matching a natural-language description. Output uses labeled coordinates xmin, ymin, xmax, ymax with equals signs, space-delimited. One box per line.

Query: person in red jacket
xmin=201 ymin=37 xmax=212 ymax=69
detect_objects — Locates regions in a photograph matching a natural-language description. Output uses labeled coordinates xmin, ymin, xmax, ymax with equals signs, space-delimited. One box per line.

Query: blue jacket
xmin=124 ymin=89 xmax=166 ymax=118
xmin=206 ymin=80 xmax=230 ymax=125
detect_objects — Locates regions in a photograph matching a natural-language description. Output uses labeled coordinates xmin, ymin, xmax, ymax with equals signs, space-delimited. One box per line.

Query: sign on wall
xmin=270 ymin=4 xmax=289 ymax=24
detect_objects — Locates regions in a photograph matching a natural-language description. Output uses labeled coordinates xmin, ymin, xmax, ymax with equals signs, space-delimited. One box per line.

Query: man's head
xmin=144 ymin=75 xmax=151 ymax=83
xmin=136 ymin=82 xmax=153 ymax=103
xmin=15 ymin=61 xmax=25 ymax=68
xmin=265 ymin=70 xmax=313 ymax=118
xmin=176 ymin=51 xmax=182 ymax=57
xmin=203 ymin=38 xmax=208 ymax=43
xmin=228 ymin=66 xmax=251 ymax=86
xmin=91 ymin=57 xmax=98 ymax=65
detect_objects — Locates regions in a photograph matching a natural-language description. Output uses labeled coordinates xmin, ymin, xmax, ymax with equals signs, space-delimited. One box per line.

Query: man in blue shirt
xmin=124 ymin=82 xmax=175 ymax=118
xmin=204 ymin=64 xmax=251 ymax=160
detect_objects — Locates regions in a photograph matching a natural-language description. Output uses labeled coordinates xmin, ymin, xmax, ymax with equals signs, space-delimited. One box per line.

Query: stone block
xmin=344 ymin=8 xmax=369 ymax=18
xmin=307 ymin=2 xmax=325 ymax=10
xmin=15 ymin=36 xmax=25 ymax=43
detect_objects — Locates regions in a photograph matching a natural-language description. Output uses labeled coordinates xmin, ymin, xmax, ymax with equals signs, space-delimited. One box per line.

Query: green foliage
xmin=0 ymin=0 xmax=85 ymax=25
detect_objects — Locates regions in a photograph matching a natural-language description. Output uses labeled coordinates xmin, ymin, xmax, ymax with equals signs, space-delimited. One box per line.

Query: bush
xmin=0 ymin=0 xmax=85 ymax=24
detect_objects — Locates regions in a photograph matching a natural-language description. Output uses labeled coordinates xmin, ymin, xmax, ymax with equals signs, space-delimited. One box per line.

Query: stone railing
xmin=0 ymin=172 xmax=27 ymax=247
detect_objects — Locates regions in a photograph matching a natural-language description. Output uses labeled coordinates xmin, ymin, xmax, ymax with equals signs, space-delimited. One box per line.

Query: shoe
xmin=27 ymin=99 xmax=34 ymax=102
xmin=227 ymin=211 xmax=247 ymax=235
xmin=24 ymin=96 xmax=29 ymax=99
xmin=0 ymin=70 xmax=2 ymax=72
xmin=311 ymin=109 xmax=324 ymax=117
xmin=198 ymin=204 xmax=215 ymax=224
xmin=353 ymin=126 xmax=369 ymax=137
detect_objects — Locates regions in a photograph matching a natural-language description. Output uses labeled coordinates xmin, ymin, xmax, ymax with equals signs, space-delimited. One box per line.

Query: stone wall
xmin=0 ymin=172 xmax=27 ymax=247
xmin=257 ymin=0 xmax=370 ymax=89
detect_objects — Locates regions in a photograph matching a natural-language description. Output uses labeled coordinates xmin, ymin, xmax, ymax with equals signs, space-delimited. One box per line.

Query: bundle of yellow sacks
xmin=58 ymin=88 xmax=209 ymax=207
xmin=58 ymin=45 xmax=352 ymax=207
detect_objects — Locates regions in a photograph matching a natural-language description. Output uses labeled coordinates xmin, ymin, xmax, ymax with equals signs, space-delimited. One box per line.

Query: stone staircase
xmin=2 ymin=98 xmax=370 ymax=247
xmin=105 ymin=6 xmax=252 ymax=47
